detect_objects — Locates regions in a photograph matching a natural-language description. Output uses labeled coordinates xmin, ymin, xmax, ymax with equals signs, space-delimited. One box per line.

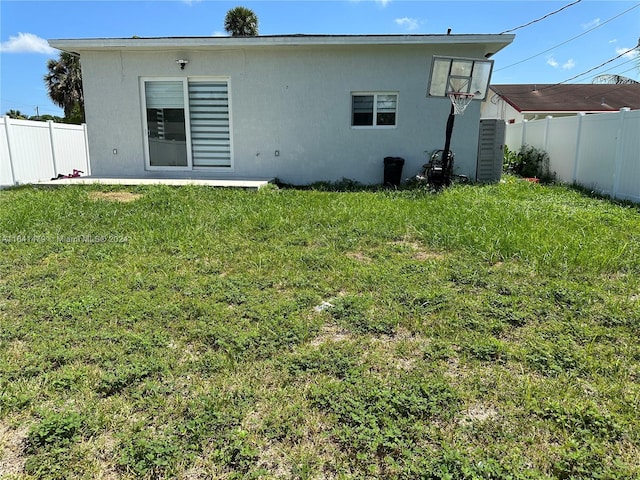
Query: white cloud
xmin=350 ymin=0 xmax=391 ymax=6
xmin=0 ymin=32 xmax=56 ymax=54
xmin=547 ymin=56 xmax=575 ymax=70
xmin=616 ymin=46 xmax=639 ymax=60
xmin=395 ymin=17 xmax=419 ymax=31
xmin=212 ymin=31 xmax=228 ymax=37
xmin=581 ymin=18 xmax=600 ymax=30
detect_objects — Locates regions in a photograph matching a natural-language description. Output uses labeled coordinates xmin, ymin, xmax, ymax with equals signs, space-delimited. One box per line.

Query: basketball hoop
xmin=448 ymin=91 xmax=475 ymax=115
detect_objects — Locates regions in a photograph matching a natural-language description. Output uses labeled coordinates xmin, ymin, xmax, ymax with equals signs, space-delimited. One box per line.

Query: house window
xmin=352 ymin=93 xmax=398 ymax=127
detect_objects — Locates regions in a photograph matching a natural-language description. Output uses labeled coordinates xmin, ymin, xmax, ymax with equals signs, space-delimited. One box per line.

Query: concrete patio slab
xmin=39 ymin=177 xmax=273 ymax=189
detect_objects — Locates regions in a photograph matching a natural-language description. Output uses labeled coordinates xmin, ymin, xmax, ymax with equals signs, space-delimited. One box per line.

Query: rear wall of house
xmin=80 ymin=43 xmax=487 ymax=184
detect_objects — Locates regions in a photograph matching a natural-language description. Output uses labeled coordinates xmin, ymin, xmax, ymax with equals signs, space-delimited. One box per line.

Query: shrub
xmin=504 ymin=145 xmax=554 ymax=182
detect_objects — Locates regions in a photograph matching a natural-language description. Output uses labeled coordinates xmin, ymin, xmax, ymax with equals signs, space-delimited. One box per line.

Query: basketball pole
xmin=441 ymin=104 xmax=455 ymax=186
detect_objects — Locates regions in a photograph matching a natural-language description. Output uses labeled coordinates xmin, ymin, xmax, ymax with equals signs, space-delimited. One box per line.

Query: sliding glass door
xmin=142 ymin=78 xmax=232 ymax=171
xmin=144 ymin=80 xmax=188 ymax=167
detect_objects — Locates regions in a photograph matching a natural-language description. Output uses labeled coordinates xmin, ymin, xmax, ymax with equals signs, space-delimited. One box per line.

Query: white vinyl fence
xmin=505 ymin=108 xmax=640 ymax=202
xmin=1 ymin=116 xmax=90 ymax=188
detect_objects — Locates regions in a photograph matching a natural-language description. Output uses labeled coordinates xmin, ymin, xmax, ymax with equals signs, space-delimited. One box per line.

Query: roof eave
xmin=48 ymin=34 xmax=515 ymax=54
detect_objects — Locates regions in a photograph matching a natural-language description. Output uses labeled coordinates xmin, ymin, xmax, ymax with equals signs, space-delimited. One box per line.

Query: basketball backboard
xmin=427 ymin=56 xmax=494 ymax=100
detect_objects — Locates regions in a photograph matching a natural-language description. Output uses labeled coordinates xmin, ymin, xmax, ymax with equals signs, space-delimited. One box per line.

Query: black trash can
xmin=383 ymin=157 xmax=405 ymax=187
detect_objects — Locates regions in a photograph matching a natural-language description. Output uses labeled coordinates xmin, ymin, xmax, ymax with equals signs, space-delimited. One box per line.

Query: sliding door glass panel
xmin=188 ymin=81 xmax=231 ymax=167
xmin=145 ymin=81 xmax=188 ymax=167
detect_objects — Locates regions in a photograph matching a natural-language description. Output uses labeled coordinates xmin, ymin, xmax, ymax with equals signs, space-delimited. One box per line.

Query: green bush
xmin=504 ymin=145 xmax=554 ymax=182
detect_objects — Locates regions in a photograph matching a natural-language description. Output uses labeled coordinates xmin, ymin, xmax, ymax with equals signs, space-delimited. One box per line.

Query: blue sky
xmin=1 ymin=0 xmax=639 ymax=117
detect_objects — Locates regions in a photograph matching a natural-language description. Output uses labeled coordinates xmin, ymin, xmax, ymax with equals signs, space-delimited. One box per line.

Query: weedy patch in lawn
xmin=1 ymin=181 xmax=640 ymax=478
xmin=88 ymin=191 xmax=142 ymax=203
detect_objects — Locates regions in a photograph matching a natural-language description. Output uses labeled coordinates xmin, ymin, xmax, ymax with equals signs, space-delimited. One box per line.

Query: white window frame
xmin=140 ymin=76 xmax=234 ymax=172
xmin=351 ymin=92 xmax=399 ymax=129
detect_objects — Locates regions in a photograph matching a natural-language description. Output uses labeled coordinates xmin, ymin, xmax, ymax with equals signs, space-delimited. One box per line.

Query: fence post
xmin=611 ymin=108 xmax=630 ymax=200
xmin=572 ymin=113 xmax=585 ymax=184
xmin=521 ymin=119 xmax=528 ymax=148
xmin=48 ymin=120 xmax=59 ymax=178
xmin=543 ymin=116 xmax=553 ymax=152
xmin=82 ymin=123 xmax=91 ymax=176
xmin=3 ymin=116 xmax=17 ymax=186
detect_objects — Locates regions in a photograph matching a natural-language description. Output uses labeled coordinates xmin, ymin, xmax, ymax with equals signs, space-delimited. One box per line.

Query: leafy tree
xmin=44 ymin=52 xmax=85 ymax=124
xmin=5 ymin=110 xmax=27 ymax=119
xmin=30 ymin=114 xmax=65 ymax=123
xmin=224 ymin=6 xmax=259 ymax=37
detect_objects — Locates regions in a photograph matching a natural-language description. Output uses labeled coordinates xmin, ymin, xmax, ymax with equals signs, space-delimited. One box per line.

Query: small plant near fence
xmin=504 ymin=145 xmax=555 ymax=183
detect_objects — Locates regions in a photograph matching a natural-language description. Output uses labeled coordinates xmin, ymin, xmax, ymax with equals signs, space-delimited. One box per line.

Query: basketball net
xmin=448 ymin=92 xmax=475 ymax=115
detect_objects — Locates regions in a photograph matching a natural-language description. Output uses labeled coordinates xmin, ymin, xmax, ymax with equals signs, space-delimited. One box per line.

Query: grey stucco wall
xmin=80 ymin=42 xmax=486 ymax=184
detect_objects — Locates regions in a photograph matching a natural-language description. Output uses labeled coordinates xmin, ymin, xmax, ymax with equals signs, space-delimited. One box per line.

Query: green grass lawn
xmin=0 ymin=178 xmax=639 ymax=479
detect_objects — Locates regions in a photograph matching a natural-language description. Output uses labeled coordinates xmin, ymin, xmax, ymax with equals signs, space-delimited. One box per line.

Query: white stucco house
xmin=49 ymin=34 xmax=514 ymax=185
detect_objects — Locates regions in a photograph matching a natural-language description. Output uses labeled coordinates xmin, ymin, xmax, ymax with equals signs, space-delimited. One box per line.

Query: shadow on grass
xmin=273 ymin=177 xmax=471 ymax=193
xmin=567 ymin=182 xmax=640 ymax=210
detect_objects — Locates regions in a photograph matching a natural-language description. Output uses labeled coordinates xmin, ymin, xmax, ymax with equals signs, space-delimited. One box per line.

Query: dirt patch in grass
xmin=309 ymin=324 xmax=352 ymax=346
xmin=346 ymin=251 xmax=372 ymax=263
xmin=390 ymin=240 xmax=446 ymax=261
xmin=88 ymin=191 xmax=142 ymax=203
xmin=254 ymin=443 xmax=292 ymax=478
xmin=369 ymin=328 xmax=426 ymax=372
xmin=459 ymin=403 xmax=500 ymax=425
xmin=0 ymin=421 xmax=28 ymax=477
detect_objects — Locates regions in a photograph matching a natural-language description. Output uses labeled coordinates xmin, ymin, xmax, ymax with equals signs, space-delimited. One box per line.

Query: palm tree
xmin=44 ymin=52 xmax=85 ymax=123
xmin=224 ymin=6 xmax=259 ymax=37
xmin=5 ymin=110 xmax=27 ymax=119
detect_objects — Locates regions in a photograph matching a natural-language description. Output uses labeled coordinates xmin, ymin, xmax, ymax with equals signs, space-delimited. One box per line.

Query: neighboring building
xmin=49 ymin=34 xmax=514 ymax=185
xmin=482 ymin=84 xmax=640 ymax=123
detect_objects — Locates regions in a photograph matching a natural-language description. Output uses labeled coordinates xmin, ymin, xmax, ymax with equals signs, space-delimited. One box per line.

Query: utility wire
xmin=499 ymin=0 xmax=582 ymax=34
xmin=548 ymin=41 xmax=640 ymax=87
xmin=495 ymin=3 xmax=640 ymax=72
xmin=499 ymin=56 xmax=640 ymax=99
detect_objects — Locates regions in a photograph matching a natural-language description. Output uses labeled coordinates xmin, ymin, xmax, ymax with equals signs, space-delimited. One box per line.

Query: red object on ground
xmin=524 ymin=177 xmax=539 ymax=183
xmin=67 ymin=169 xmax=83 ymax=178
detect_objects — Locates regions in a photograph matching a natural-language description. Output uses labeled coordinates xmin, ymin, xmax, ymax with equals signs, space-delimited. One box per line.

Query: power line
xmin=585 ymin=59 xmax=640 ymax=84
xmin=551 ymin=42 xmax=640 ymax=87
xmin=499 ymin=0 xmax=582 ymax=35
xmin=495 ymin=3 xmax=640 ymax=72
xmin=493 ymin=55 xmax=639 ymax=100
